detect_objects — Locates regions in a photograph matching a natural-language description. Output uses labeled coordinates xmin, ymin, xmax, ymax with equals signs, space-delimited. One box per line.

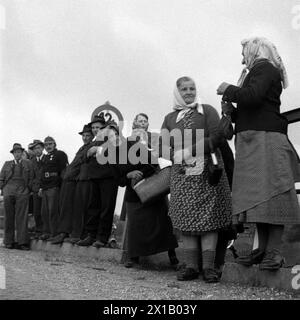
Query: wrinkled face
xmin=33 ymin=144 xmax=44 ymax=157
xmin=91 ymin=122 xmax=104 ymax=136
xmin=178 ymin=80 xmax=196 ymax=104
xmin=13 ymin=149 xmax=23 ymax=161
xmin=44 ymin=141 xmax=55 ymax=153
xmin=135 ymin=115 xmax=149 ymax=130
xmin=82 ymin=132 xmax=93 ymax=145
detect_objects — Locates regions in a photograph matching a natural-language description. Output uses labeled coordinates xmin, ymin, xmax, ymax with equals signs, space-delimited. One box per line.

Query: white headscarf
xmin=173 ymin=78 xmax=203 ymax=123
xmin=237 ymin=37 xmax=289 ymax=89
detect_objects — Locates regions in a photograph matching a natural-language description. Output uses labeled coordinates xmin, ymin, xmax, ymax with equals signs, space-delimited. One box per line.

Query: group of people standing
xmin=1 ymin=36 xmax=300 ymax=284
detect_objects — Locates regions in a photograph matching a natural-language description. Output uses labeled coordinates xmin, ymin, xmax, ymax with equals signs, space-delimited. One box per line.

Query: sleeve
xmin=0 ymin=162 xmax=7 ymax=190
xmin=159 ymin=115 xmax=173 ymax=161
xmin=223 ymin=63 xmax=278 ymax=108
xmin=58 ymin=151 xmax=69 ymax=178
xmin=192 ymin=106 xmax=224 ymax=154
xmin=27 ymin=161 xmax=34 ymax=191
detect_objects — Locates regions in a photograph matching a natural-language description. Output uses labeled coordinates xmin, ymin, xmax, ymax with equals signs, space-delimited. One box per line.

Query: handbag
xmin=219 ymin=100 xmax=234 ymax=140
xmin=133 ymin=166 xmax=171 ymax=204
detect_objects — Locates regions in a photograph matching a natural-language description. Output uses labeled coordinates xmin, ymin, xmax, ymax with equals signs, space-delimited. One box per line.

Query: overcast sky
xmin=1 ymin=0 xmax=300 ymax=207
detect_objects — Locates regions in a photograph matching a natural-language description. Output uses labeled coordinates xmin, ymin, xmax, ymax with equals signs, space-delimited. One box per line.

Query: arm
xmin=223 ymin=63 xmax=278 ymax=108
xmin=159 ymin=115 xmax=174 ymax=161
xmin=27 ymin=161 xmax=34 ymax=191
xmin=57 ymin=151 xmax=69 ymax=178
xmin=0 ymin=162 xmax=7 ymax=190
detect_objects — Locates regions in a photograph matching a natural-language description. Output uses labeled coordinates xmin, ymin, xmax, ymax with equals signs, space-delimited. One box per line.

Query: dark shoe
xmin=259 ymin=249 xmax=285 ymax=271
xmin=236 ymin=248 xmax=265 ymax=267
xmin=64 ymin=237 xmax=81 ymax=244
xmin=203 ymin=268 xmax=220 ymax=283
xmin=39 ymin=234 xmax=51 ymax=241
xmin=76 ymin=235 xmax=95 ymax=246
xmin=15 ymin=244 xmax=30 ymax=251
xmin=177 ymin=267 xmax=199 ymax=281
xmin=51 ymin=233 xmax=68 ymax=244
xmin=4 ymin=244 xmax=14 ymax=249
xmin=92 ymin=240 xmax=107 ymax=248
xmin=124 ymin=257 xmax=139 ymax=268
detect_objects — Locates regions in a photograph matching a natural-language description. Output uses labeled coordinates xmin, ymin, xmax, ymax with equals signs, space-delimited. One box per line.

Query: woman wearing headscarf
xmin=217 ymin=37 xmax=300 ymax=270
xmin=160 ymin=76 xmax=232 ymax=282
xmin=97 ymin=120 xmax=179 ymax=268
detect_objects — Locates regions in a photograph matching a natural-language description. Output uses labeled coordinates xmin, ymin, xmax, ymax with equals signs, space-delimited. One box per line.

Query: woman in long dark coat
xmin=97 ymin=122 xmax=178 ymax=268
xmin=217 ymin=37 xmax=300 ymax=270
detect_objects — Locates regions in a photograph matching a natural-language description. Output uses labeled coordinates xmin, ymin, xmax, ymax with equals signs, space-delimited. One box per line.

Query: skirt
xmin=169 ymin=154 xmax=232 ymax=235
xmin=124 ymin=197 xmax=178 ymax=258
xmin=232 ymin=130 xmax=300 ymax=225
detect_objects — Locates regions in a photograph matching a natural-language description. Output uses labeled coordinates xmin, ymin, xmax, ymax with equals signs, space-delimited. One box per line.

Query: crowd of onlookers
xmin=1 ymin=36 xmax=300 ymax=284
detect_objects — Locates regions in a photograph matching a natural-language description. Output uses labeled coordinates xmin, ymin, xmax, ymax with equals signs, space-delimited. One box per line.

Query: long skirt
xmin=232 ymin=130 xmax=300 ymax=225
xmin=169 ymin=154 xmax=232 ymax=235
xmin=123 ymin=197 xmax=178 ymax=258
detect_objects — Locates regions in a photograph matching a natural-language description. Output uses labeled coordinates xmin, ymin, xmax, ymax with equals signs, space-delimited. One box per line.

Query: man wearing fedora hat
xmin=39 ymin=136 xmax=68 ymax=241
xmin=0 ymin=143 xmax=34 ymax=250
xmin=77 ymin=113 xmax=119 ymax=247
xmin=29 ymin=140 xmax=45 ymax=239
xmin=50 ymin=124 xmax=94 ymax=244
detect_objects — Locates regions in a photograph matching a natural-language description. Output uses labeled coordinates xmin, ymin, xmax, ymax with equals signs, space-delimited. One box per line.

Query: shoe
xmin=15 ymin=244 xmax=30 ymax=251
xmin=51 ymin=233 xmax=68 ymax=244
xmin=124 ymin=257 xmax=139 ymax=268
xmin=259 ymin=249 xmax=285 ymax=271
xmin=203 ymin=268 xmax=220 ymax=283
xmin=4 ymin=244 xmax=14 ymax=249
xmin=39 ymin=234 xmax=51 ymax=241
xmin=177 ymin=267 xmax=199 ymax=281
xmin=236 ymin=248 xmax=265 ymax=267
xmin=92 ymin=240 xmax=107 ymax=248
xmin=76 ymin=234 xmax=95 ymax=246
xmin=64 ymin=237 xmax=81 ymax=244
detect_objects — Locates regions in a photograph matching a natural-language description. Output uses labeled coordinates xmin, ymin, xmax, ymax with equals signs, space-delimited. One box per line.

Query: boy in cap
xmin=0 ymin=143 xmax=34 ymax=249
xmin=39 ymin=136 xmax=68 ymax=241
xmin=29 ymin=140 xmax=45 ymax=239
xmin=50 ymin=124 xmax=94 ymax=244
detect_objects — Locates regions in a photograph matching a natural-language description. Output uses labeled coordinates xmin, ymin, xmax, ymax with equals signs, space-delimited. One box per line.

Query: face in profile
xmin=82 ymin=132 xmax=93 ymax=145
xmin=178 ymin=80 xmax=196 ymax=104
xmin=33 ymin=145 xmax=44 ymax=157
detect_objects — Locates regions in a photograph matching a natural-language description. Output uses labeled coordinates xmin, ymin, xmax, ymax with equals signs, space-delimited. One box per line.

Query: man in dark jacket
xmin=39 ymin=136 xmax=68 ymax=241
xmin=50 ymin=124 xmax=94 ymax=244
xmin=29 ymin=139 xmax=45 ymax=239
xmin=77 ymin=114 xmax=119 ymax=247
xmin=0 ymin=143 xmax=34 ymax=250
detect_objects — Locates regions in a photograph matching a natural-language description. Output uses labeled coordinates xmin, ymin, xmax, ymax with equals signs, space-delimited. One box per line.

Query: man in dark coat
xmin=29 ymin=139 xmax=45 ymax=239
xmin=50 ymin=124 xmax=94 ymax=244
xmin=39 ymin=136 xmax=68 ymax=240
xmin=77 ymin=114 xmax=119 ymax=247
xmin=0 ymin=143 xmax=34 ymax=250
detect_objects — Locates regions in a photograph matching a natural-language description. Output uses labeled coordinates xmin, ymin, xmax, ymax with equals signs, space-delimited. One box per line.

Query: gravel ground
xmin=0 ymin=247 xmax=298 ymax=300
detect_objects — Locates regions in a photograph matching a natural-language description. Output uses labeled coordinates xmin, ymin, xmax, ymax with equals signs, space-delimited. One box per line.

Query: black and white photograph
xmin=0 ymin=0 xmax=300 ymax=309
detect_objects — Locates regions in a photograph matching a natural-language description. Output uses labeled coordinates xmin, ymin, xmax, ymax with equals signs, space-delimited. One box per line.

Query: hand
xmin=127 ymin=170 xmax=143 ymax=181
xmin=221 ymin=100 xmax=235 ymax=115
xmin=87 ymin=146 xmax=98 ymax=158
xmin=38 ymin=188 xmax=43 ymax=197
xmin=217 ymin=82 xmax=231 ymax=95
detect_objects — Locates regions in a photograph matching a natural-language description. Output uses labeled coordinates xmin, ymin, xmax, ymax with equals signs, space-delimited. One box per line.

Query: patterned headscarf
xmin=173 ymin=77 xmax=203 ymax=123
xmin=237 ymin=37 xmax=289 ymax=89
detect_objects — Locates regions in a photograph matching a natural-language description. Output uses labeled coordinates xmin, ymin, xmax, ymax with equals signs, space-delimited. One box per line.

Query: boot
xmin=76 ymin=234 xmax=95 ymax=246
xmin=259 ymin=249 xmax=285 ymax=271
xmin=236 ymin=248 xmax=265 ymax=267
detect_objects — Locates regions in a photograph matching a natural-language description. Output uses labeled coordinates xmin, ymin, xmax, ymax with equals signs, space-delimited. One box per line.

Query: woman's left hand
xmin=217 ymin=82 xmax=231 ymax=95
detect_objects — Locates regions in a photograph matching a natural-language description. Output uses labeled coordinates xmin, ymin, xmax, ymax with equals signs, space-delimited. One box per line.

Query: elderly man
xmin=39 ymin=136 xmax=68 ymax=241
xmin=0 ymin=143 xmax=34 ymax=250
xmin=50 ymin=124 xmax=94 ymax=244
xmin=29 ymin=139 xmax=45 ymax=239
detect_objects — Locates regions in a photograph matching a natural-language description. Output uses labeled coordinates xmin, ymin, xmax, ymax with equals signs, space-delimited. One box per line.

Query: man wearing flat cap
xmin=0 ymin=143 xmax=34 ymax=250
xmin=51 ymin=124 xmax=94 ymax=244
xmin=29 ymin=140 xmax=45 ymax=239
xmin=39 ymin=136 xmax=68 ymax=241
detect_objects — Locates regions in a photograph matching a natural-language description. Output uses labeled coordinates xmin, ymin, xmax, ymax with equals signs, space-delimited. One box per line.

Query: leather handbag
xmin=133 ymin=166 xmax=171 ymax=204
